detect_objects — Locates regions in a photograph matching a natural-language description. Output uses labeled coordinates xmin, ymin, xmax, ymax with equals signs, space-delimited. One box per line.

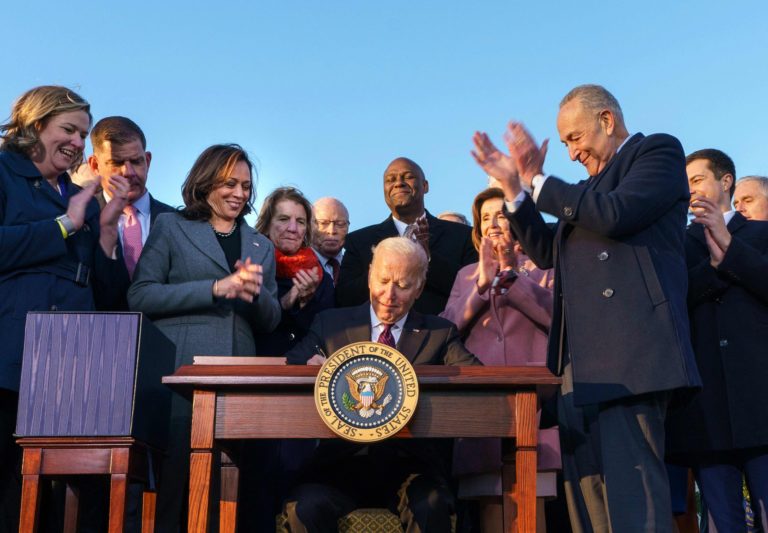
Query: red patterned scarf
xmin=275 ymin=246 xmax=321 ymax=279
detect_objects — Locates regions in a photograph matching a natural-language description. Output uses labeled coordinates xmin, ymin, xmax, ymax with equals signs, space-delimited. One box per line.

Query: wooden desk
xmin=163 ymin=365 xmax=560 ymax=533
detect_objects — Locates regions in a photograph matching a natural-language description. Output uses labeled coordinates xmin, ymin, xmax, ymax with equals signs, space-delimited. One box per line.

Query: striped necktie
xmin=377 ymin=324 xmax=396 ymax=348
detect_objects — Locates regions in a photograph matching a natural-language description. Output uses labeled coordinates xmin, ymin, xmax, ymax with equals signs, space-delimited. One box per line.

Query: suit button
xmin=50 ymin=305 xmax=58 ymax=311
xmin=719 ymin=339 xmax=728 ymax=347
xmin=597 ymin=251 xmax=609 ymax=261
xmin=288 ymin=333 xmax=296 ymax=341
xmin=602 ymin=288 xmax=614 ymax=298
xmin=563 ymin=206 xmax=574 ymax=217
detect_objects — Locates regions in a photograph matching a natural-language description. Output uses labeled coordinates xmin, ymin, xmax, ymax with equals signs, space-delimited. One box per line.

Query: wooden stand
xmin=164 ymin=364 xmax=560 ymax=533
xmin=17 ymin=437 xmax=160 ymax=533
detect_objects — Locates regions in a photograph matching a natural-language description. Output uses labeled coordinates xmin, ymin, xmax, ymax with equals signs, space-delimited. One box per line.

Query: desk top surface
xmin=163 ymin=364 xmax=561 ymax=391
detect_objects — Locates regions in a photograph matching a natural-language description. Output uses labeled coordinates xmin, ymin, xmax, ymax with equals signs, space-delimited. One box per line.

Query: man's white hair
xmin=737 ymin=175 xmax=768 ymax=197
xmin=371 ymin=237 xmax=428 ymax=287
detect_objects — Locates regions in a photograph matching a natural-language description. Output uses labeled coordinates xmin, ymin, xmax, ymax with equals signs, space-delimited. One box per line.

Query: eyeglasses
xmin=315 ymin=219 xmax=349 ymax=229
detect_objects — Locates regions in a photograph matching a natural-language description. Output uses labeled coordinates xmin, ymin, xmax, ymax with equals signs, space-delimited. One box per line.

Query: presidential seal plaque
xmin=314 ymin=341 xmax=419 ymax=443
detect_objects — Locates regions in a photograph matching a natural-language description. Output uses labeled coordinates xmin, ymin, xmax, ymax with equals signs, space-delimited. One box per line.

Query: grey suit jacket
xmin=127 ymin=212 xmax=281 ymax=367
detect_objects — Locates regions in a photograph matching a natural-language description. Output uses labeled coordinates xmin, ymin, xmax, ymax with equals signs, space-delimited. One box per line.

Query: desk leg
xmin=63 ymin=482 xmax=80 ymax=533
xmin=108 ymin=447 xmax=130 ymax=533
xmin=141 ymin=490 xmax=156 ymax=533
xmin=19 ymin=448 xmax=42 ymax=533
xmin=188 ymin=390 xmax=216 ymax=533
xmin=513 ymin=391 xmax=538 ymax=533
xmin=219 ymin=449 xmax=239 ymax=533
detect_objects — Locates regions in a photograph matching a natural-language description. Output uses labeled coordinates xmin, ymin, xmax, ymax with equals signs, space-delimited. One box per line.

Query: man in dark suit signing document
xmin=285 ymin=236 xmax=480 ymax=532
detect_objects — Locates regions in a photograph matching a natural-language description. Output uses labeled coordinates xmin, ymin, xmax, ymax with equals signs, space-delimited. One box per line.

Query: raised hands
xmin=100 ymin=175 xmax=132 ymax=228
xmin=476 ymin=237 xmax=500 ymax=295
xmin=214 ymin=257 xmax=264 ymax=303
xmin=494 ymin=231 xmax=517 ymax=271
xmin=471 ymin=132 xmax=521 ymax=199
xmin=65 ymin=182 xmax=99 ymax=231
xmin=504 ymin=122 xmax=548 ymax=189
xmin=280 ymin=266 xmax=321 ymax=310
xmin=690 ymin=195 xmax=732 ymax=267
xmin=99 ymin=175 xmax=132 ymax=256
xmin=405 ymin=214 xmax=430 ymax=261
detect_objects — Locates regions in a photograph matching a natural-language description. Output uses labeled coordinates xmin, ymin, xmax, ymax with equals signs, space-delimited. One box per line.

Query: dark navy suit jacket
xmin=96 ymin=192 xmax=175 ymax=311
xmin=507 ymin=133 xmax=701 ymax=406
xmin=668 ymin=213 xmax=768 ymax=457
xmin=0 ymin=151 xmax=124 ymax=391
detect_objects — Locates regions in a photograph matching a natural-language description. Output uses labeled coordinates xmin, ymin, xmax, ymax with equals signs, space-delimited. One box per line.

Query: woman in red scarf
xmin=255 ymin=186 xmax=334 ymax=355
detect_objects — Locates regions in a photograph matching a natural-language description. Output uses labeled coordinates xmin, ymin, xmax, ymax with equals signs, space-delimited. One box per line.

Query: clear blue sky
xmin=4 ymin=1 xmax=767 ymax=228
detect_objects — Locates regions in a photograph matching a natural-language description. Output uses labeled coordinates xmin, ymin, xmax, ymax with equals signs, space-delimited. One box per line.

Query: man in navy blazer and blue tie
xmin=472 ymin=84 xmax=701 ymax=532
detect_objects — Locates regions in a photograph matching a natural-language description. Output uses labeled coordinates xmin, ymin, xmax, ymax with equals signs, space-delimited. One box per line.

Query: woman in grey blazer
xmin=127 ymin=144 xmax=280 ymax=530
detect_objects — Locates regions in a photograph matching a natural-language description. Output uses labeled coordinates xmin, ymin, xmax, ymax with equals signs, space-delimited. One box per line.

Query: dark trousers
xmin=558 ymin=361 xmax=673 ymax=533
xmin=695 ymin=451 xmax=768 ymax=532
xmin=155 ymin=394 xmax=192 ymax=533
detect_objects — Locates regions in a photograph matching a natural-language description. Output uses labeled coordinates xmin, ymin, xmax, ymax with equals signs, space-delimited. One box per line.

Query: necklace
xmin=210 ymin=222 xmax=237 ymax=238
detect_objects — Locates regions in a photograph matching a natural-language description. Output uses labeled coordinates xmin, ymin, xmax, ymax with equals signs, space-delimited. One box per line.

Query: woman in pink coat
xmin=440 ymin=187 xmax=560 ymax=532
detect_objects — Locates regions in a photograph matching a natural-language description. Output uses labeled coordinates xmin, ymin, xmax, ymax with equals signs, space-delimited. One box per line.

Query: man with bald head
xmin=734 ymin=175 xmax=768 ymax=221
xmin=336 ymin=157 xmax=477 ymax=314
xmin=311 ymin=197 xmax=349 ymax=286
xmin=473 ymin=84 xmax=701 ymax=531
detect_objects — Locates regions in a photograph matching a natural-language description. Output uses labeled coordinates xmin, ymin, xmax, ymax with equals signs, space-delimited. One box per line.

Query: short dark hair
xmin=686 ymin=148 xmax=736 ymax=198
xmin=255 ymin=186 xmax=314 ymax=248
xmin=90 ymin=116 xmax=146 ymax=150
xmin=180 ymin=144 xmax=255 ymax=221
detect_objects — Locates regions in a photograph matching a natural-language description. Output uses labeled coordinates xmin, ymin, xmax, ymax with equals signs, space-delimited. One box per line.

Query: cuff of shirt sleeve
xmin=531 ymin=174 xmax=548 ymax=203
xmin=504 ymin=190 xmax=528 ymax=213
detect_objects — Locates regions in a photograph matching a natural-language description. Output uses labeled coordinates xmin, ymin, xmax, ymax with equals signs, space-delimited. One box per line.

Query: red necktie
xmin=122 ymin=205 xmax=142 ymax=279
xmin=326 ymin=257 xmax=340 ymax=286
xmin=377 ymin=324 xmax=396 ymax=348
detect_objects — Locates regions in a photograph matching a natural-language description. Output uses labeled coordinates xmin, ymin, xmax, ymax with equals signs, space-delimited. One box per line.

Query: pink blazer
xmin=440 ymin=258 xmax=560 ymax=479
xmin=440 ymin=259 xmax=553 ymax=366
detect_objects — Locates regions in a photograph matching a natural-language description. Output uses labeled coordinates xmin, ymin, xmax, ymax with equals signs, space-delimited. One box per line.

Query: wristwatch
xmin=56 ymin=214 xmax=77 ymax=238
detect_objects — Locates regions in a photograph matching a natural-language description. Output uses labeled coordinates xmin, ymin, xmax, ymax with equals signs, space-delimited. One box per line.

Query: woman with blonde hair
xmin=0 ymin=85 xmax=130 ymax=529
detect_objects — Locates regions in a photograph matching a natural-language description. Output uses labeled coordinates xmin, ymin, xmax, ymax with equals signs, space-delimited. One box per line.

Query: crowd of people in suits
xmin=0 ymin=83 xmax=767 ymax=532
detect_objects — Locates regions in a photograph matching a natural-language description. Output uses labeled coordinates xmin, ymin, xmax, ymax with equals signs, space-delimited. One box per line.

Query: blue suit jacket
xmin=0 ymin=150 xmax=124 ymax=391
xmin=507 ymin=133 xmax=701 ymax=405
xmin=667 ymin=213 xmax=768 ymax=456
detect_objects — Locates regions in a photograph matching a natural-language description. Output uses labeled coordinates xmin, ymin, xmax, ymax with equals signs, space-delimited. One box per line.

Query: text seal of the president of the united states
xmin=314 ymin=341 xmax=419 ymax=443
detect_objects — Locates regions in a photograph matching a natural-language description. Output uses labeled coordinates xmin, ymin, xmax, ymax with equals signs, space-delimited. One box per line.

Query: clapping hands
xmin=690 ymin=195 xmax=732 ymax=267
xmin=214 ymin=257 xmax=264 ymax=302
xmin=280 ymin=267 xmax=321 ymax=310
xmin=472 ymin=122 xmax=548 ymax=197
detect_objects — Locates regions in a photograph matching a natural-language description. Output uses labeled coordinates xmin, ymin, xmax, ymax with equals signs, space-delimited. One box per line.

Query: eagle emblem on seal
xmin=343 ymin=366 xmax=393 ymax=419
